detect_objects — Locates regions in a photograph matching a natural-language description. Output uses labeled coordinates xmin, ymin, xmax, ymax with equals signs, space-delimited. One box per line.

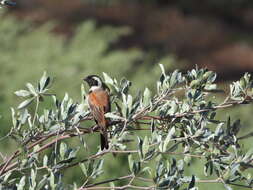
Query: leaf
xmin=103 ymin=72 xmax=114 ymax=85
xmin=26 ymin=83 xmax=37 ymax=95
xmin=79 ymin=163 xmax=87 ymax=177
xmin=188 ymin=175 xmax=195 ymax=189
xmin=137 ymin=137 xmax=144 ymax=159
xmin=60 ymin=142 xmax=67 ymax=159
xmin=49 ymin=124 xmax=61 ymax=133
xmin=14 ymin=90 xmax=31 ymax=97
xmin=30 ymin=169 xmax=36 ymax=188
xmin=3 ymin=172 xmax=12 ymax=182
xmin=143 ymin=88 xmax=151 ymax=107
xmin=159 ymin=64 xmax=166 ymax=76
xmin=163 ymin=127 xmax=175 ymax=152
xmin=105 ymin=112 xmax=124 ymax=120
xmin=39 ymin=71 xmax=50 ymax=91
xmin=68 ymin=147 xmax=80 ymax=159
xmin=128 ymin=154 xmax=134 ymax=173
xmin=37 ymin=176 xmax=47 ymax=190
xmin=50 ymin=172 xmax=55 ymax=190
xmin=170 ymin=70 xmax=178 ymax=87
xmin=17 ymin=176 xmax=26 ymax=190
xmin=141 ymin=167 xmax=152 ymax=175
xmin=17 ymin=98 xmax=34 ymax=109
xmin=224 ymin=184 xmax=233 ymax=190
xmin=133 ymin=162 xmax=141 ymax=175
xmin=142 ymin=136 xmax=149 ymax=157
xmin=43 ymin=155 xmax=48 ymax=167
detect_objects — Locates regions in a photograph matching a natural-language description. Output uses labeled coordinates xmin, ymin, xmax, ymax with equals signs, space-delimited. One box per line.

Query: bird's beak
xmin=83 ymin=77 xmax=88 ymax=82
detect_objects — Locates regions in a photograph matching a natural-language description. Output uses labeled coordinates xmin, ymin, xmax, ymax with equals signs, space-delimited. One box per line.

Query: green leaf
xmin=43 ymin=155 xmax=48 ymax=167
xmin=79 ymin=163 xmax=87 ymax=177
xmin=143 ymin=88 xmax=151 ymax=107
xmin=159 ymin=64 xmax=166 ymax=76
xmin=128 ymin=154 xmax=134 ymax=173
xmin=14 ymin=90 xmax=31 ymax=97
xmin=60 ymin=142 xmax=67 ymax=159
xmin=30 ymin=169 xmax=36 ymax=188
xmin=50 ymin=172 xmax=55 ymax=190
xmin=142 ymin=136 xmax=149 ymax=158
xmin=17 ymin=97 xmax=34 ymax=109
xmin=188 ymin=175 xmax=195 ymax=189
xmin=105 ymin=112 xmax=124 ymax=120
xmin=163 ymin=127 xmax=175 ymax=152
xmin=26 ymin=83 xmax=37 ymax=95
xmin=224 ymin=184 xmax=233 ymax=190
xmin=137 ymin=137 xmax=144 ymax=159
xmin=17 ymin=176 xmax=26 ymax=190
xmin=103 ymin=72 xmax=114 ymax=85
xmin=37 ymin=176 xmax=48 ymax=190
xmin=39 ymin=71 xmax=50 ymax=91
xmin=49 ymin=124 xmax=61 ymax=133
xmin=3 ymin=172 xmax=12 ymax=182
xmin=133 ymin=162 xmax=141 ymax=175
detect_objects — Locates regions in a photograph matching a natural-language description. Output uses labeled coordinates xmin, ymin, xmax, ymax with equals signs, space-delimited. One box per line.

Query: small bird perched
xmin=83 ymin=75 xmax=110 ymax=150
xmin=1 ymin=0 xmax=16 ymax=6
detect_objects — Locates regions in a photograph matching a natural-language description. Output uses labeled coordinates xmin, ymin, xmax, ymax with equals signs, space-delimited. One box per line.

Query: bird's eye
xmin=92 ymin=77 xmax=102 ymax=86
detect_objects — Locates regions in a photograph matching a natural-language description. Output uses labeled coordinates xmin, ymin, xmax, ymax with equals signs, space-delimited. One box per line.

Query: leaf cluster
xmin=0 ymin=65 xmax=253 ymax=190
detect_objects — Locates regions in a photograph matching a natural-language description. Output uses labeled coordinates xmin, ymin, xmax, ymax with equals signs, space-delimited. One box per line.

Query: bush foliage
xmin=0 ymin=65 xmax=253 ymax=190
xmin=0 ymin=13 xmax=146 ymax=134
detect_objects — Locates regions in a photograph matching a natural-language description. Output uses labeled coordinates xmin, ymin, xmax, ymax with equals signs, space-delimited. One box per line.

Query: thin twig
xmin=0 ymin=150 xmax=18 ymax=175
xmin=82 ymin=175 xmax=133 ymax=189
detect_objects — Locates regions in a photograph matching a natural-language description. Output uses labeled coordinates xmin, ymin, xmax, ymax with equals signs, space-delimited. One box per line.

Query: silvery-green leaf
xmin=163 ymin=127 xmax=175 ymax=152
xmin=224 ymin=184 xmax=233 ymax=190
xmin=39 ymin=71 xmax=50 ymax=91
xmin=11 ymin=107 xmax=16 ymax=127
xmin=43 ymin=155 xmax=48 ymax=167
xmin=128 ymin=154 xmax=134 ymax=173
xmin=204 ymin=84 xmax=217 ymax=91
xmin=3 ymin=172 xmax=12 ymax=182
xmin=18 ymin=98 xmax=34 ymax=109
xmin=143 ymin=88 xmax=151 ymax=107
xmin=50 ymin=172 xmax=55 ymax=190
xmin=142 ymin=136 xmax=149 ymax=157
xmin=68 ymin=147 xmax=80 ymax=159
xmin=26 ymin=83 xmax=37 ymax=95
xmin=49 ymin=124 xmax=61 ymax=133
xmin=17 ymin=176 xmax=26 ymax=190
xmin=30 ymin=169 xmax=36 ymax=188
xmin=103 ymin=72 xmax=114 ymax=85
xmin=159 ymin=64 xmax=166 ymax=76
xmin=60 ymin=142 xmax=67 ymax=159
xmin=14 ymin=90 xmax=31 ymax=97
xmin=79 ymin=163 xmax=87 ymax=177
xmin=105 ymin=112 xmax=124 ymax=120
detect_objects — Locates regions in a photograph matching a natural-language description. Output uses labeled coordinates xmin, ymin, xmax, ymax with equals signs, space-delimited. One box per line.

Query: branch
xmin=81 ymin=174 xmax=133 ymax=189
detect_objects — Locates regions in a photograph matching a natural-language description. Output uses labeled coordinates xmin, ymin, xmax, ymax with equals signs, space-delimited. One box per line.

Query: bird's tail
xmin=100 ymin=132 xmax=109 ymax=150
xmin=99 ymin=119 xmax=109 ymax=150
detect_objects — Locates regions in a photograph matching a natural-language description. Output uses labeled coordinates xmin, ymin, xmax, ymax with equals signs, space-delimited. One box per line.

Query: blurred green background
xmin=1 ymin=0 xmax=253 ymax=189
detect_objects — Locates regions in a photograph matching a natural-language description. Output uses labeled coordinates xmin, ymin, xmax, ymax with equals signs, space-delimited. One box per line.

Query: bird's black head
xmin=83 ymin=75 xmax=103 ymax=87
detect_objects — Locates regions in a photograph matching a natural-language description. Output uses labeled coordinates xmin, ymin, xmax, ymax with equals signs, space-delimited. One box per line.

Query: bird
xmin=1 ymin=0 xmax=16 ymax=6
xmin=83 ymin=75 xmax=110 ymax=150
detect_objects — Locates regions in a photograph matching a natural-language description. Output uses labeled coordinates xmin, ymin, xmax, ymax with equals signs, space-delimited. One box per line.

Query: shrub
xmin=0 ymin=13 xmax=144 ymax=135
xmin=0 ymin=65 xmax=253 ymax=189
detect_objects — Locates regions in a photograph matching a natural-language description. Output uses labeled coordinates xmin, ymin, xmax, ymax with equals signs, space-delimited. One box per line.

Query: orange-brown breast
xmin=88 ymin=89 xmax=110 ymax=128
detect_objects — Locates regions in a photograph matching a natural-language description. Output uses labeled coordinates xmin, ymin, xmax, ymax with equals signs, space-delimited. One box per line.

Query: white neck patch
xmin=89 ymin=86 xmax=102 ymax=92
